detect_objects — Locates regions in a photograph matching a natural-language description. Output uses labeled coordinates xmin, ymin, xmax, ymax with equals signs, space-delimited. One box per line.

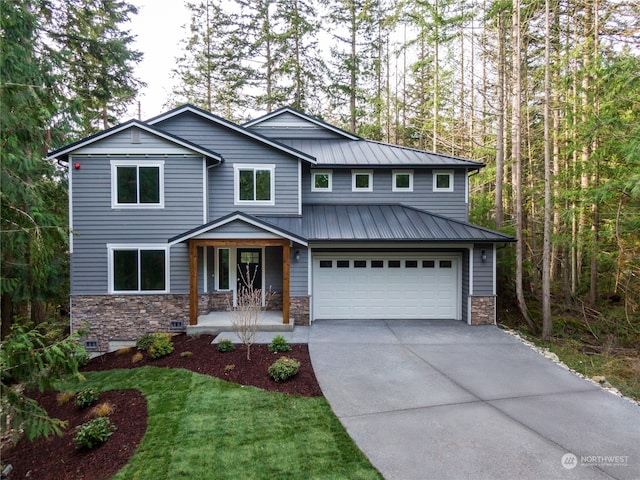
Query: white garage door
xmin=312 ymin=253 xmax=460 ymax=320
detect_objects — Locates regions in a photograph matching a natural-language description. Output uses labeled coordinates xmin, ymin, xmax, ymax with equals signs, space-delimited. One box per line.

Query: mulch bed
xmin=2 ymin=334 xmax=322 ymax=479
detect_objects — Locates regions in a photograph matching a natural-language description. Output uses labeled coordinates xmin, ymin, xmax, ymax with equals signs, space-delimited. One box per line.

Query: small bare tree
xmin=228 ymin=264 xmax=271 ymax=360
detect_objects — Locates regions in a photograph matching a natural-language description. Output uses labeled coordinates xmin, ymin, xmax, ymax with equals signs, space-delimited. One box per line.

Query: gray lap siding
xmin=302 ymin=165 xmax=469 ymax=221
xmin=154 ymin=113 xmax=301 ymax=217
xmin=70 ymin=154 xmax=205 ymax=295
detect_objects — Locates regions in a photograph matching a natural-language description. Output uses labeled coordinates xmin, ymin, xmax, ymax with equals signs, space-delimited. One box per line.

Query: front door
xmin=237 ymin=248 xmax=262 ymax=291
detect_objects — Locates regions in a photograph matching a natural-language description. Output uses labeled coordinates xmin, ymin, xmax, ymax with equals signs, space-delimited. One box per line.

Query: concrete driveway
xmin=308 ymin=320 xmax=640 ymax=480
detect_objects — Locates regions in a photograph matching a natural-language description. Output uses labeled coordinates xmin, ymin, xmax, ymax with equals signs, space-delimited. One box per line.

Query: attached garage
xmin=312 ymin=253 xmax=461 ymax=320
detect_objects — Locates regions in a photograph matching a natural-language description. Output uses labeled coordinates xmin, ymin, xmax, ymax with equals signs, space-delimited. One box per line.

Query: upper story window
xmin=111 ymin=160 xmax=164 ymax=208
xmin=392 ymin=170 xmax=414 ymax=192
xmin=352 ymin=170 xmax=373 ymax=192
xmin=433 ymin=170 xmax=454 ymax=192
xmin=108 ymin=245 xmax=168 ymax=294
xmin=311 ymin=170 xmax=332 ymax=192
xmin=234 ymin=164 xmax=275 ymax=205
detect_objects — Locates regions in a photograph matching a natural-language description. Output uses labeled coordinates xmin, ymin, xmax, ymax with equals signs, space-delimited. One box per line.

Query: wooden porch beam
xmin=282 ymin=242 xmax=290 ymax=325
xmin=190 ymin=238 xmax=289 ymax=248
xmin=189 ymin=241 xmax=198 ymax=325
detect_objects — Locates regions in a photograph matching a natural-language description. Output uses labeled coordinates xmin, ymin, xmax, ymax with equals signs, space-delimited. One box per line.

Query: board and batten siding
xmin=73 ymin=128 xmax=196 ymax=155
xmin=153 ymin=112 xmax=301 ymax=218
xmin=71 ymin=154 xmax=205 ymax=295
xmin=472 ymin=244 xmax=494 ymax=295
xmin=301 ymin=165 xmax=469 ymax=221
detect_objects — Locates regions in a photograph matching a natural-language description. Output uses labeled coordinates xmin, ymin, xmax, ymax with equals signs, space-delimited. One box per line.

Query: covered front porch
xmin=188 ymin=237 xmax=292 ymax=327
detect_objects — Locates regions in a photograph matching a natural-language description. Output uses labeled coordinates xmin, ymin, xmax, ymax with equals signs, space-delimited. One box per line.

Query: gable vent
xmin=131 ymin=128 xmax=141 ymax=143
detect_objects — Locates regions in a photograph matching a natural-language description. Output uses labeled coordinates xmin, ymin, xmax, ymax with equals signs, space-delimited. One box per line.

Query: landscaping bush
xmin=217 ymin=339 xmax=235 ymax=353
xmin=89 ymin=402 xmax=115 ymax=418
xmin=74 ymin=417 xmax=116 ymax=450
xmin=75 ymin=389 xmax=98 ymax=409
xmin=132 ymin=352 xmax=143 ymax=364
xmin=268 ymin=356 xmax=300 ymax=382
xmin=135 ymin=333 xmax=156 ymax=351
xmin=148 ymin=333 xmax=174 ymax=359
xmin=268 ymin=335 xmax=292 ymax=353
xmin=56 ymin=391 xmax=75 ymax=406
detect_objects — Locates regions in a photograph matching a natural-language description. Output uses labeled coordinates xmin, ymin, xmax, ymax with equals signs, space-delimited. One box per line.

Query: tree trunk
xmin=1 ymin=292 xmax=14 ymax=340
xmin=512 ymin=2 xmax=534 ymax=331
xmin=542 ymin=0 xmax=553 ymax=340
xmin=495 ymin=11 xmax=505 ymax=229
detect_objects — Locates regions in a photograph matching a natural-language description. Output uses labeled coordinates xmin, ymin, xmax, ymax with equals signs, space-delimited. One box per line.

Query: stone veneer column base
xmin=470 ymin=296 xmax=496 ymax=325
xmin=71 ymin=295 xmax=190 ymax=352
xmin=290 ymin=296 xmax=310 ymax=326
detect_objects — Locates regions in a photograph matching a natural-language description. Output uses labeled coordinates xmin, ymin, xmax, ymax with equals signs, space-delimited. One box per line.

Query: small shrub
xmin=217 ymin=339 xmax=235 ymax=353
xmin=89 ymin=402 xmax=115 ymax=418
xmin=73 ymin=343 xmax=91 ymax=368
xmin=132 ymin=352 xmax=144 ymax=364
xmin=180 ymin=351 xmax=193 ymax=358
xmin=224 ymin=364 xmax=235 ymax=374
xmin=268 ymin=335 xmax=292 ymax=353
xmin=148 ymin=333 xmax=174 ymax=359
xmin=74 ymin=417 xmax=116 ymax=450
xmin=115 ymin=347 xmax=132 ymax=356
xmin=136 ymin=333 xmax=155 ymax=351
xmin=75 ymin=389 xmax=98 ymax=409
xmin=56 ymin=391 xmax=75 ymax=406
xmin=268 ymin=356 xmax=301 ymax=382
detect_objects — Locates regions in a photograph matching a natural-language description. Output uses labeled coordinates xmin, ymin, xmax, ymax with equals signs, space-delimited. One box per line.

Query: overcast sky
xmin=125 ymin=0 xmax=191 ymax=121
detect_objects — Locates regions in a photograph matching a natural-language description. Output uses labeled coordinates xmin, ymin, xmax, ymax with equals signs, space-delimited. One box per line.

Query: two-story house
xmin=48 ymin=105 xmax=514 ymax=352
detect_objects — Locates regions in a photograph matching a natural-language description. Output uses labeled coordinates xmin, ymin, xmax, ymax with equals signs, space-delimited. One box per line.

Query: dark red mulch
xmin=83 ymin=333 xmax=323 ymax=397
xmin=2 ymin=389 xmax=147 ymax=480
xmin=1 ymin=334 xmax=323 ymax=480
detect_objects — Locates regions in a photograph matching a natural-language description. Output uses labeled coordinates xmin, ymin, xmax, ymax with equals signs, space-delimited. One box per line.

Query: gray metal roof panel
xmin=278 ymin=139 xmax=484 ymax=168
xmin=257 ymin=205 xmax=514 ymax=243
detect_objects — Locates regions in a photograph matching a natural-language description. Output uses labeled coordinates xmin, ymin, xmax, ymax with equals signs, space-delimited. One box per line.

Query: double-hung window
xmin=108 ymin=245 xmax=168 ymax=293
xmin=111 ymin=160 xmax=164 ymax=208
xmin=234 ymin=164 xmax=275 ymax=205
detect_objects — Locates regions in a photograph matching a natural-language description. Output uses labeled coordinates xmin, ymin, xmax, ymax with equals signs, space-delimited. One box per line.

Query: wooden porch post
xmin=189 ymin=241 xmax=198 ymax=325
xmin=282 ymin=241 xmax=290 ymax=324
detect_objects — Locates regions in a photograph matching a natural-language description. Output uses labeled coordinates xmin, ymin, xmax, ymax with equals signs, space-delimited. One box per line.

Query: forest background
xmin=2 ymin=0 xmax=639 ymax=397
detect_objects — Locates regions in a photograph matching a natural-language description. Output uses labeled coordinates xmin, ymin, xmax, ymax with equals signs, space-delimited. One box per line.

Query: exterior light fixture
xmin=481 ymin=250 xmax=487 ymax=263
xmin=295 ymin=250 xmax=301 ymax=262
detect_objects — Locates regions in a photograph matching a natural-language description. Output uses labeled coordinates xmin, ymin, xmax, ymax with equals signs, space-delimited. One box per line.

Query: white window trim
xmin=433 ymin=170 xmax=454 ymax=192
xmin=110 ymin=160 xmax=165 ymax=209
xmin=311 ymin=169 xmax=333 ymax=192
xmin=107 ymin=244 xmax=170 ymax=294
xmin=392 ymin=169 xmax=414 ymax=192
xmin=352 ymin=169 xmax=373 ymax=192
xmin=233 ymin=163 xmax=276 ymax=206
xmin=216 ymin=247 xmax=231 ymax=291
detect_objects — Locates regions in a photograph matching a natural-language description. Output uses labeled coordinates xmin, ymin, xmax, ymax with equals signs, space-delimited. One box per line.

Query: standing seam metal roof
xmin=277 ymin=139 xmax=485 ymax=167
xmin=256 ymin=204 xmax=514 ymax=242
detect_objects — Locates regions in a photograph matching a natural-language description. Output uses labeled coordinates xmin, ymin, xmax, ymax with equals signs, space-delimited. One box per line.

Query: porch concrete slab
xmin=387 ymin=319 xmax=519 ymax=345
xmin=212 ymin=326 xmax=310 ymax=345
xmin=407 ymin=342 xmax=598 ymax=400
xmin=340 ymin=402 xmax=611 ymax=480
xmin=490 ymin=390 xmax=640 ymax=480
xmin=310 ymin=342 xmax=476 ymax=417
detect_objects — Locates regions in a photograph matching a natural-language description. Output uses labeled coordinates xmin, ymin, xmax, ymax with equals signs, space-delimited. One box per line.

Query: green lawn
xmin=72 ymin=367 xmax=382 ymax=480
